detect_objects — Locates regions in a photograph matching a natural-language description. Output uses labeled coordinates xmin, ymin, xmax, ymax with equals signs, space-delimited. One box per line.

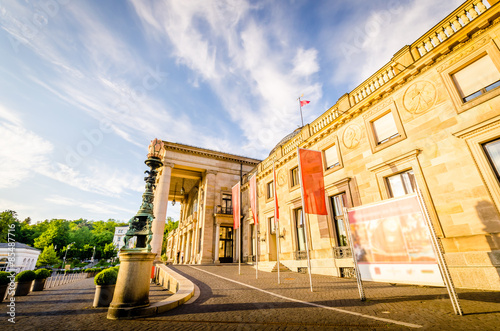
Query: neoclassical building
xmin=155 ymin=0 xmax=500 ymax=291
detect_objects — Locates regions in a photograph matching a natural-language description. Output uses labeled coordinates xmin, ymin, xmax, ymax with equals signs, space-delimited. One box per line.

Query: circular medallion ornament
xmin=342 ymin=124 xmax=361 ymax=149
xmin=277 ymin=169 xmax=286 ymax=187
xmin=403 ymin=81 xmax=436 ymax=114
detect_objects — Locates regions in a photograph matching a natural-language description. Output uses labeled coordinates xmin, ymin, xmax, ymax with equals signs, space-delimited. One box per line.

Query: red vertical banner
xmin=249 ymin=174 xmax=259 ymax=224
xmin=273 ymin=163 xmax=279 ymax=223
xmin=232 ymin=182 xmax=240 ymax=229
xmin=298 ymin=148 xmax=327 ymax=215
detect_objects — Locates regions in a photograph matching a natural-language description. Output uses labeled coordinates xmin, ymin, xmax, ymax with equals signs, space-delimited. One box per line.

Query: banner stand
xmin=343 ymin=208 xmax=366 ymax=301
xmin=276 ymin=219 xmax=281 ymax=285
xmin=255 ymin=224 xmax=259 ymax=279
xmin=297 ymin=148 xmax=314 ymax=292
xmin=416 ymin=190 xmax=463 ymax=316
xmin=238 ymin=227 xmax=241 ymax=275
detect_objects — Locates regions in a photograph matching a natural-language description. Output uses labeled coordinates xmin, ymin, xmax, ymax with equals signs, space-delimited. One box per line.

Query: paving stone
xmin=1 ymin=264 xmax=499 ymax=330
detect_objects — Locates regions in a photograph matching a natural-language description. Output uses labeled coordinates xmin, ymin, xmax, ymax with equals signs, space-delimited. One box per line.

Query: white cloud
xmin=45 ymin=195 xmax=136 ymax=216
xmin=0 ymin=120 xmax=53 ymax=189
xmin=130 ymin=0 xmax=323 ymax=157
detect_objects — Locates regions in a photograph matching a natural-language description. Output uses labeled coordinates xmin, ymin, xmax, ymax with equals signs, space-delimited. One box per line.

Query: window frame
xmin=364 ymin=101 xmax=406 ymax=153
xmin=290 ymin=166 xmax=300 ymax=188
xmin=293 ymin=207 xmax=306 ymax=252
xmin=322 ymin=143 xmax=342 ymax=174
xmin=454 ymin=115 xmax=500 ymax=214
xmin=329 ymin=194 xmax=349 ymax=247
xmin=266 ymin=181 xmax=274 ymax=200
xmin=439 ymin=40 xmax=500 ymax=114
xmin=386 ymin=169 xmax=417 ymax=198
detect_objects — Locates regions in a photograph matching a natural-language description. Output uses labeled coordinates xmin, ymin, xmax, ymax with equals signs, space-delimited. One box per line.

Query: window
xmin=291 ymin=167 xmax=299 ymax=187
xmin=324 ymin=145 xmax=340 ymax=170
xmin=266 ymin=181 xmax=274 ymax=199
xmin=294 ymin=208 xmax=306 ymax=252
xmin=269 ymin=216 xmax=275 ymax=234
xmin=452 ymin=55 xmax=500 ymax=102
xmin=484 ymin=138 xmax=500 ymax=182
xmin=330 ymin=194 xmax=348 ymax=247
xmin=372 ymin=112 xmax=399 ymax=144
xmin=222 ymin=193 xmax=232 ymax=214
xmin=386 ymin=170 xmax=417 ymax=198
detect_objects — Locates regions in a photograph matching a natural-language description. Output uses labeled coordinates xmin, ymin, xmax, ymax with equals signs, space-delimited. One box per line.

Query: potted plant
xmin=14 ymin=270 xmax=36 ymax=296
xmin=0 ymin=271 xmax=10 ymax=301
xmin=93 ymin=268 xmax=118 ymax=307
xmin=33 ymin=269 xmax=51 ymax=291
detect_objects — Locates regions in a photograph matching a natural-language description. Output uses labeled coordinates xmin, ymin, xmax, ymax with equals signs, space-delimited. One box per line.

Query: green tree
xmin=0 ymin=210 xmax=18 ymax=242
xmin=161 ymin=217 xmax=178 ymax=255
xmin=37 ymin=244 xmax=60 ymax=266
xmin=103 ymin=242 xmax=118 ymax=259
xmin=34 ymin=219 xmax=70 ymax=250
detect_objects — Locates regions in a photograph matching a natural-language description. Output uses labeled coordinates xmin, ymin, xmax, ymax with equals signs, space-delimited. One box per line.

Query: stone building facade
xmin=157 ymin=0 xmax=500 ymax=291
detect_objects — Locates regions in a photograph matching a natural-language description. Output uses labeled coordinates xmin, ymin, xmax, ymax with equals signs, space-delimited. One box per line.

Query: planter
xmin=93 ymin=284 xmax=115 ymax=307
xmin=14 ymin=281 xmax=33 ymax=296
xmin=32 ymin=278 xmax=47 ymax=291
xmin=0 ymin=284 xmax=7 ymax=301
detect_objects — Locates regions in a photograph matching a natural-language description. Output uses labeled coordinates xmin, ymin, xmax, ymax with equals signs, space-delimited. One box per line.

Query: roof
xmin=269 ymin=127 xmax=303 ymax=156
xmin=0 ymin=242 xmax=41 ymax=251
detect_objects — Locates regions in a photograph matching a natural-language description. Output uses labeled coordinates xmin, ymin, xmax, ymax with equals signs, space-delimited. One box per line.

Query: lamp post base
xmin=107 ymin=251 xmax=156 ymax=319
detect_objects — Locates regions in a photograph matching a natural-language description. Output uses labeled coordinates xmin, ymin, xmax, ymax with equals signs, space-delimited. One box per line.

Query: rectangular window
xmin=330 ymin=194 xmax=348 ymax=247
xmin=266 ymin=181 xmax=274 ymax=199
xmin=269 ymin=216 xmax=275 ymax=234
xmin=386 ymin=170 xmax=417 ymax=198
xmin=291 ymin=167 xmax=299 ymax=187
xmin=372 ymin=112 xmax=399 ymax=144
xmin=452 ymin=55 xmax=500 ymax=102
xmin=484 ymin=138 xmax=500 ymax=182
xmin=222 ymin=193 xmax=232 ymax=214
xmin=324 ymin=145 xmax=340 ymax=170
xmin=250 ymin=224 xmax=255 ymax=256
xmin=294 ymin=208 xmax=306 ymax=252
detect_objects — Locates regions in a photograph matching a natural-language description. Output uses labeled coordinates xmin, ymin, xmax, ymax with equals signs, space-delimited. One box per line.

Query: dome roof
xmin=269 ymin=127 xmax=302 ymax=156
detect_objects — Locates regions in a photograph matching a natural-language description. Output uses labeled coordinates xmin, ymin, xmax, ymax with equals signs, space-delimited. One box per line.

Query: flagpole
xmin=297 ymin=147 xmax=314 ymax=292
xmin=255 ymin=175 xmax=259 ymax=280
xmin=274 ymin=160 xmax=281 ymax=285
xmin=298 ymin=96 xmax=304 ymax=127
xmin=238 ymin=227 xmax=241 ymax=275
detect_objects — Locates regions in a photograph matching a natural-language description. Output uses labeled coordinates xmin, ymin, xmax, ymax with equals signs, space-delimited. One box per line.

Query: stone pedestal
xmin=107 ymin=251 xmax=156 ymax=320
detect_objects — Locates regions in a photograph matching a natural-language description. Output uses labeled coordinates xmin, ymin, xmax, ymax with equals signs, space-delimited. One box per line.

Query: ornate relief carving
xmin=277 ymin=168 xmax=286 ymax=187
xmin=403 ymin=81 xmax=437 ymax=114
xmin=436 ymin=37 xmax=490 ymax=72
xmin=342 ymin=124 xmax=362 ymax=150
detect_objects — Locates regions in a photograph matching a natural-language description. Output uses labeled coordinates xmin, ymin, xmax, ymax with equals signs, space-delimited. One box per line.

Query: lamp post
xmin=108 ymin=138 xmax=164 ymax=320
xmin=63 ymin=242 xmax=75 ymax=269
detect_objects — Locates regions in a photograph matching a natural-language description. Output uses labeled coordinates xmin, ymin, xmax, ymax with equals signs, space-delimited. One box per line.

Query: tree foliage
xmin=1 ymin=210 xmax=127 ymax=262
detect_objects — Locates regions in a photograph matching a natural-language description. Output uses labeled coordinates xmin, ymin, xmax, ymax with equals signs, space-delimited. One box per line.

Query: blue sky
xmin=0 ymin=0 xmax=465 ymax=223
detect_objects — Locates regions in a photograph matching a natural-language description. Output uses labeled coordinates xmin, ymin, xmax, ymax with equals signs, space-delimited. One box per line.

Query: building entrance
xmin=218 ymin=226 xmax=233 ymax=263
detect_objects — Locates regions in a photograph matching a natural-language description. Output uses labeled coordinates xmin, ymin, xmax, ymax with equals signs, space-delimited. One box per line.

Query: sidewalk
xmin=1 ymin=264 xmax=499 ymax=330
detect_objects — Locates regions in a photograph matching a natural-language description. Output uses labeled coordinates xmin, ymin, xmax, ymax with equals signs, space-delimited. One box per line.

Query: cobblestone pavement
xmin=1 ymin=264 xmax=499 ymax=330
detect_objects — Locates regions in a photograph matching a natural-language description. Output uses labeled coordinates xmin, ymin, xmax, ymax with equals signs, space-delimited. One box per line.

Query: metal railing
xmin=215 ymin=205 xmax=233 ymax=215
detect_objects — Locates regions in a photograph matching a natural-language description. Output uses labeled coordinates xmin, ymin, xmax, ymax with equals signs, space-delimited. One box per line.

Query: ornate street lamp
xmin=123 ymin=138 xmax=164 ymax=252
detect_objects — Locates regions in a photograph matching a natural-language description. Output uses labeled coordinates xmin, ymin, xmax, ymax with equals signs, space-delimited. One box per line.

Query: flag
xmin=232 ymin=182 xmax=241 ymax=229
xmin=298 ymin=148 xmax=328 ymax=215
xmin=300 ymin=100 xmax=310 ymax=107
xmin=273 ymin=162 xmax=279 ymax=223
xmin=249 ymin=174 xmax=259 ymax=224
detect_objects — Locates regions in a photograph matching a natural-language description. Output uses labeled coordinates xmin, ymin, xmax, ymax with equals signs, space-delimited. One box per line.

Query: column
xmin=186 ymin=230 xmax=192 ymax=263
xmin=200 ymin=170 xmax=217 ymax=264
xmin=214 ymin=223 xmax=220 ymax=263
xmin=151 ymin=162 xmax=174 ymax=257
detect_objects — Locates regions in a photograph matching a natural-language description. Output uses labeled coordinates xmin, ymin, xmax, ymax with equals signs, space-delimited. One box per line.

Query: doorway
xmin=219 ymin=226 xmax=233 ymax=263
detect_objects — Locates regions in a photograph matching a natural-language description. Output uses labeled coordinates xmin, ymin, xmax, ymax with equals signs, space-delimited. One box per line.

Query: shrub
xmin=34 ymin=269 xmax=51 ymax=280
xmin=112 ymin=266 xmax=119 ymax=272
xmin=94 ymin=268 xmax=118 ymax=286
xmin=0 ymin=271 xmax=11 ymax=285
xmin=15 ymin=270 xmax=36 ymax=282
xmin=84 ymin=268 xmax=92 ymax=273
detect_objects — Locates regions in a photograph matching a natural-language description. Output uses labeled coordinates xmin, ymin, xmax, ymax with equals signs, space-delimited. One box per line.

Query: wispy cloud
xmin=130 ymin=0 xmax=323 ymax=157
